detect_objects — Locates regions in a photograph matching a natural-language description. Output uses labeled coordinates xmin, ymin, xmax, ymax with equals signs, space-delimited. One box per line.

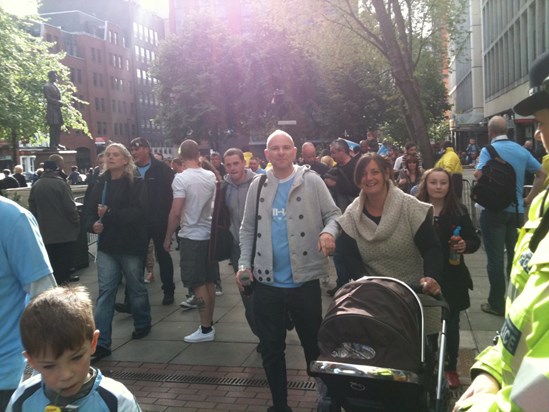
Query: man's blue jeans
xmin=479 ymin=209 xmax=522 ymax=313
xmin=95 ymin=251 xmax=151 ymax=349
xmin=253 ymin=280 xmax=322 ymax=411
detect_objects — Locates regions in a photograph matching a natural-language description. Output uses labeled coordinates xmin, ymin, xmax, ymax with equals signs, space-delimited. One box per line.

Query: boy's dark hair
xmin=21 ymin=286 xmax=95 ymax=358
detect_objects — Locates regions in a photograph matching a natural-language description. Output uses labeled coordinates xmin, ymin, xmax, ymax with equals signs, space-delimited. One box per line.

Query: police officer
xmin=453 ymin=51 xmax=549 ymax=411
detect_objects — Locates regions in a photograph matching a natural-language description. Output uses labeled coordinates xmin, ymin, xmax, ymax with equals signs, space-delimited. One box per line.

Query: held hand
xmin=318 ymin=233 xmax=335 ymax=256
xmin=236 ymin=268 xmax=253 ymax=293
xmin=453 ymin=373 xmax=500 ymax=412
xmin=451 ymin=238 xmax=466 ymax=254
xmin=97 ymin=204 xmax=109 ymax=218
xmin=163 ymin=238 xmax=171 ymax=252
xmin=92 ymin=221 xmax=104 ymax=234
xmin=419 ymin=277 xmax=441 ymax=297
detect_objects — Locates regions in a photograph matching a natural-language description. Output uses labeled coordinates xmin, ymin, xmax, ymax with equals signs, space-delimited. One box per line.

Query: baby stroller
xmin=311 ymin=276 xmax=449 ymax=412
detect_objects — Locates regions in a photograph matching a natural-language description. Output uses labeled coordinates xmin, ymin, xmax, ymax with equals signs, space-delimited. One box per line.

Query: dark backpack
xmin=471 ymin=145 xmax=517 ymax=211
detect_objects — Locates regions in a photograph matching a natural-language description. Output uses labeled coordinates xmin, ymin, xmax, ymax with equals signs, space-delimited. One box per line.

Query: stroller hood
xmin=318 ymin=277 xmax=423 ymax=373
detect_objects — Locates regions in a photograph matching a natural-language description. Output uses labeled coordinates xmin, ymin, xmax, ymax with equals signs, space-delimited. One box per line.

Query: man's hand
xmin=236 ymin=267 xmax=253 ymax=293
xmin=453 ymin=373 xmax=500 ymax=411
xmin=318 ymin=233 xmax=335 ymax=256
xmin=92 ymin=221 xmax=104 ymax=234
xmin=163 ymin=238 xmax=172 ymax=252
xmin=97 ymin=204 xmax=109 ymax=218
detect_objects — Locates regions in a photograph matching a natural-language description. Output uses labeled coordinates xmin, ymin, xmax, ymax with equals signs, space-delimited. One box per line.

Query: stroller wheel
xmin=317 ymin=397 xmax=341 ymax=412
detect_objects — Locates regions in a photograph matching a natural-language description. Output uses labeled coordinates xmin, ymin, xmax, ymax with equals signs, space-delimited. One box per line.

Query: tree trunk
xmin=11 ymin=129 xmax=18 ymax=168
xmin=371 ymin=0 xmax=435 ymax=168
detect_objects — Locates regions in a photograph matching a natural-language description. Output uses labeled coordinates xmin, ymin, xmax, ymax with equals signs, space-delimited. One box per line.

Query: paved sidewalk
xmin=64 ymin=233 xmax=501 ymax=412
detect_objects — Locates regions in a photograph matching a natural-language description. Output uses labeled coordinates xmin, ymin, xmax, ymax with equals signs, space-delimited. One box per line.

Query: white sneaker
xmin=184 ymin=326 xmax=215 ymax=343
xmin=215 ymin=284 xmax=223 ymax=296
xmin=180 ymin=294 xmax=198 ymax=309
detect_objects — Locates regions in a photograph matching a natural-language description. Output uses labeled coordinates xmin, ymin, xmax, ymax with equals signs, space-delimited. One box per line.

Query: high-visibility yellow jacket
xmin=460 ymin=189 xmax=549 ymax=411
xmin=435 ymin=147 xmax=463 ymax=175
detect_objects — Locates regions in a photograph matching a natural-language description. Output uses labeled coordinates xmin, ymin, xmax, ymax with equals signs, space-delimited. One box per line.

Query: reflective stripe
xmin=511 ymin=358 xmax=549 ymax=410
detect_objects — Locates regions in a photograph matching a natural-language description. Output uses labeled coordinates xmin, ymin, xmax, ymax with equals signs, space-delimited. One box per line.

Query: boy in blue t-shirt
xmin=7 ymin=286 xmax=141 ymax=412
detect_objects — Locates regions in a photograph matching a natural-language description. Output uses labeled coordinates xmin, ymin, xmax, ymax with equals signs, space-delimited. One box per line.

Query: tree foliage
xmin=153 ymin=16 xmax=323 ymax=149
xmin=0 ymin=9 xmax=88 ymax=148
xmin=154 ymin=1 xmax=454 ymax=156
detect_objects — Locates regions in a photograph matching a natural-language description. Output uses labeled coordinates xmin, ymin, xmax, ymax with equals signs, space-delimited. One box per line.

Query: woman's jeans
xmin=95 ymin=251 xmax=151 ymax=349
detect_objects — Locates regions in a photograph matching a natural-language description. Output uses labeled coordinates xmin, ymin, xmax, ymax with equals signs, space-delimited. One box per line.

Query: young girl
xmin=416 ymin=168 xmax=480 ymax=389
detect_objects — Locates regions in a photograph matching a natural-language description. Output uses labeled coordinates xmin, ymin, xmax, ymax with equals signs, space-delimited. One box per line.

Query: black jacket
xmin=140 ymin=155 xmax=174 ymax=227
xmin=435 ymin=207 xmax=481 ymax=311
xmin=85 ymin=173 xmax=148 ymax=256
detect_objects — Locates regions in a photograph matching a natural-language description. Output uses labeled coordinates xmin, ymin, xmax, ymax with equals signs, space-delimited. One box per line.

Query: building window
xmin=101 ymin=98 xmax=105 ymax=112
xmin=77 ymin=69 xmax=82 ymax=84
xmin=91 ymin=47 xmax=96 ymax=61
xmin=95 ymin=97 xmax=100 ymax=111
xmin=93 ymin=73 xmax=98 ymax=87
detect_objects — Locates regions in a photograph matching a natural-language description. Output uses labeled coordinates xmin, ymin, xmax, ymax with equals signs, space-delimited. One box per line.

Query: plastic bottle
xmin=448 ymin=226 xmax=462 ymax=266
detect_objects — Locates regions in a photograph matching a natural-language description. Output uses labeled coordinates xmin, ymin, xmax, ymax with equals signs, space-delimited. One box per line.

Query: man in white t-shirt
xmin=164 ymin=139 xmax=217 ymax=343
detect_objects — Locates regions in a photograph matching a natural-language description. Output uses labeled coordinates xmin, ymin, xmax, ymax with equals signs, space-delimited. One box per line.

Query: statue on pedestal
xmin=43 ymin=71 xmax=65 ymax=150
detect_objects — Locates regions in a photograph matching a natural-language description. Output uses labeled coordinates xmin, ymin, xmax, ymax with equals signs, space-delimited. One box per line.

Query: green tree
xmin=252 ymin=0 xmax=453 ymax=152
xmin=317 ymin=0 xmax=460 ymax=166
xmin=153 ymin=15 xmax=324 ymax=149
xmin=0 ymin=9 xmax=88 ymax=161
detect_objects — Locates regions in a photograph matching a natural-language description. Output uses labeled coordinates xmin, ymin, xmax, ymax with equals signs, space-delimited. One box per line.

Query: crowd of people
xmin=1 ymin=51 xmax=549 ymax=412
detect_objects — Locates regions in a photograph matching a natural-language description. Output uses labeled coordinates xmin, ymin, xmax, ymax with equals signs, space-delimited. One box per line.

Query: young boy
xmin=7 ymin=286 xmax=141 ymax=411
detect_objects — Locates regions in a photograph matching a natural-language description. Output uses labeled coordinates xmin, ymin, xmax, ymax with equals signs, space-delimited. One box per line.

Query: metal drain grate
xmin=107 ymin=370 xmax=316 ymax=391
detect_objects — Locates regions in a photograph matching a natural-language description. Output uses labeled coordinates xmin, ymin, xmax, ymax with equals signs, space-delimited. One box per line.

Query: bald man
xmin=474 ymin=115 xmax=546 ymax=316
xmin=301 ymin=142 xmax=329 ymax=178
xmin=237 ymin=130 xmax=340 ymax=412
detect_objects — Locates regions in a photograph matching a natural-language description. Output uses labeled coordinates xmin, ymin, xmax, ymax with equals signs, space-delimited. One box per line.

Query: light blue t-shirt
xmin=271 ymin=175 xmax=301 ymax=288
xmin=476 ymin=136 xmax=541 ymax=213
xmin=0 ymin=197 xmax=52 ymax=390
xmin=7 ymin=368 xmax=141 ymax=411
xmin=136 ymin=163 xmax=151 ymax=178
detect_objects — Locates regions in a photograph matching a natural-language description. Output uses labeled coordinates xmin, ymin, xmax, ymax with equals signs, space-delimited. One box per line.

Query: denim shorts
xmin=179 ymin=237 xmax=218 ymax=288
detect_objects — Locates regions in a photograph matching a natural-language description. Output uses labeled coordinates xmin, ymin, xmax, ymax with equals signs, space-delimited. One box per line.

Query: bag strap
xmin=487 ymin=144 xmax=519 ymax=222
xmin=486 ymin=144 xmax=502 ymax=161
xmin=251 ymin=175 xmax=267 ymax=268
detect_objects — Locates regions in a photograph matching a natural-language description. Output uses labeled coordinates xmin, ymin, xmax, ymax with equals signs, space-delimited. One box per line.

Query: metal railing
xmin=461 ymin=179 xmax=479 ymax=229
xmin=74 ymin=196 xmax=97 ymax=260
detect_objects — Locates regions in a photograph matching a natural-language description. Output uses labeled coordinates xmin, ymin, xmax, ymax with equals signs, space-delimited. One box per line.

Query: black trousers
xmin=148 ymin=224 xmax=175 ymax=295
xmin=46 ymin=241 xmax=74 ymax=284
xmin=253 ymin=280 xmax=322 ymax=410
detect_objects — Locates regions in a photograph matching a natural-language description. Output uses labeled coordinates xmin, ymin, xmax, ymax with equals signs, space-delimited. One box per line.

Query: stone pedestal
xmin=32 ymin=149 xmax=77 ymax=170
